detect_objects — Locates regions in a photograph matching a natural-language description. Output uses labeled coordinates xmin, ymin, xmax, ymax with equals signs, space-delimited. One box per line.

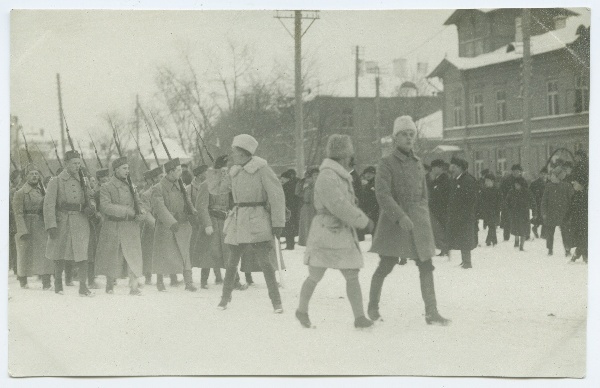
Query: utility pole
xmin=56 ymin=73 xmax=66 ymax=155
xmin=354 ymin=45 xmax=361 ymax=98
xmin=352 ymin=45 xmax=364 ymax=167
xmin=521 ymin=8 xmax=532 ymax=179
xmin=374 ymin=72 xmax=381 ymax=157
xmin=274 ymin=10 xmax=319 ymax=178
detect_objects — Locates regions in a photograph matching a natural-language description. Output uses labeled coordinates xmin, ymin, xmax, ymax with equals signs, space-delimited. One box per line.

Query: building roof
xmin=416 ymin=110 xmax=443 ymax=139
xmin=432 ymin=144 xmax=462 ymax=153
xmin=428 ymin=12 xmax=589 ymax=78
xmin=443 ymin=8 xmax=578 ymax=26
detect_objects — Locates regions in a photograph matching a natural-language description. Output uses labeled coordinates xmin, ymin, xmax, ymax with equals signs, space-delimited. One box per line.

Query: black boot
xmin=245 ymin=272 xmax=254 ymax=285
xmin=106 ymin=277 xmax=115 ymax=294
xmin=156 ymin=275 xmax=166 ymax=292
xmin=532 ymin=226 xmax=539 ymax=239
xmin=183 ymin=270 xmax=197 ymax=292
xmin=420 ymin=264 xmax=451 ymax=326
xmin=354 ymin=316 xmax=373 ymax=328
xmin=18 ymin=276 xmax=28 ymax=289
xmin=214 ymin=268 xmax=223 ymax=284
xmin=78 ymin=261 xmax=94 ymax=297
xmin=514 ymin=236 xmax=519 ymax=248
xmin=144 ymin=274 xmax=152 ymax=285
xmin=201 ymin=268 xmax=210 ymax=289
xmin=295 ymin=310 xmax=312 ymax=328
xmin=65 ymin=261 xmax=74 ymax=286
xmin=41 ymin=275 xmax=52 ymax=290
xmin=170 ymin=274 xmax=181 ymax=287
xmin=519 ymin=238 xmax=525 ymax=251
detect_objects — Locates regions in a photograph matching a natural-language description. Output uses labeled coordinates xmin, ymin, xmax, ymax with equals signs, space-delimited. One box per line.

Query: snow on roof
xmin=315 ymin=74 xmax=442 ymax=98
xmin=432 ymin=144 xmax=462 ymax=153
xmin=416 ymin=110 xmax=443 ymax=139
xmin=430 ymin=11 xmax=589 ymax=77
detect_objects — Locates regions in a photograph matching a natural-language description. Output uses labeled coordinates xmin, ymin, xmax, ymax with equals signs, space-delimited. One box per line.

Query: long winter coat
xmin=370 ymin=149 xmax=436 ymax=261
xmin=95 ymin=177 xmax=144 ymax=278
xmin=86 ymin=189 xmax=102 ymax=263
xmin=428 ymin=173 xmax=451 ymax=224
xmin=541 ymin=181 xmax=574 ymax=227
xmin=305 ymin=158 xmax=369 ymax=269
xmin=360 ymin=177 xmax=379 ymax=228
xmin=151 ymin=177 xmax=193 ymax=274
xmin=282 ymin=178 xmax=300 ymax=237
xmin=446 ymin=172 xmax=478 ymax=251
xmin=43 ymin=170 xmax=90 ymax=262
xmin=204 ymin=168 xmax=231 ymax=269
xmin=223 ymin=156 xmax=286 ymax=245
xmin=530 ymin=177 xmax=546 ymax=225
xmin=297 ymin=178 xmax=316 ymax=246
xmin=565 ymin=189 xmax=587 ymax=250
xmin=499 ymin=175 xmax=516 ymax=229
xmin=479 ymin=186 xmax=502 ymax=226
xmin=188 ymin=178 xmax=214 ymax=268
xmin=505 ymin=187 xmax=536 ymax=237
xmin=13 ymin=183 xmax=54 ymax=276
xmin=139 ymin=186 xmax=156 ymax=275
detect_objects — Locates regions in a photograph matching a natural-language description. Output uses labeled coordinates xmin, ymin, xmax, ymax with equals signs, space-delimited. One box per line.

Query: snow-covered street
xmin=8 ymin=229 xmax=586 ymax=377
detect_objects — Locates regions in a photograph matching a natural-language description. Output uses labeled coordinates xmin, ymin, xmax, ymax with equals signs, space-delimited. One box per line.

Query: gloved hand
xmin=214 ymin=155 xmax=229 ymax=169
xmin=126 ymin=208 xmax=136 ymax=218
xmin=83 ymin=206 xmax=95 ymax=217
xmin=272 ymin=227 xmax=284 ymax=238
xmin=205 ymin=226 xmax=214 ymax=236
xmin=397 ymin=216 xmax=414 ymax=231
xmin=170 ymin=222 xmax=179 ymax=233
xmin=20 ymin=233 xmax=31 ymax=241
xmin=48 ymin=227 xmax=58 ymax=239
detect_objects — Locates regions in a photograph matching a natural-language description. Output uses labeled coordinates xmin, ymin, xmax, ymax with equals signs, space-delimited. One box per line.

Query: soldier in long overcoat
xmin=428 ymin=159 xmax=451 ymax=255
xmin=566 ymin=169 xmax=588 ymax=263
xmin=95 ymin=157 xmax=145 ymax=295
xmin=9 ymin=170 xmax=22 ymax=276
xmin=499 ymin=165 xmax=523 ymax=241
xmin=479 ymin=173 xmax=502 ymax=246
xmin=151 ymin=158 xmax=196 ymax=292
xmin=87 ymin=168 xmax=109 ymax=289
xmin=541 ymin=170 xmax=574 ymax=256
xmin=139 ymin=166 xmax=163 ymax=285
xmin=218 ymin=134 xmax=286 ymax=313
xmin=446 ymin=157 xmax=478 ymax=268
xmin=13 ymin=164 xmax=54 ymax=289
xmin=529 ymin=167 xmax=548 ymax=238
xmin=368 ymin=116 xmax=450 ymax=326
xmin=43 ymin=150 xmax=94 ymax=296
xmin=505 ymin=177 xmax=536 ymax=251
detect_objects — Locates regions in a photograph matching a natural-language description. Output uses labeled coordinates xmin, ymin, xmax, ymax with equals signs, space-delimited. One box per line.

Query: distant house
xmin=428 ymin=8 xmax=589 ymax=178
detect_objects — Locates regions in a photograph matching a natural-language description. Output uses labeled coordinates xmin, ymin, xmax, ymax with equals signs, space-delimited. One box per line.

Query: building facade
xmin=428 ymin=8 xmax=589 ymax=179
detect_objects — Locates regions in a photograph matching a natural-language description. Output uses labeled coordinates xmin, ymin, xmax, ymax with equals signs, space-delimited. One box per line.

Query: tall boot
xmin=18 ymin=276 xmax=28 ymax=288
xmin=156 ymin=274 xmax=166 ymax=292
xmin=419 ymin=266 xmax=450 ymax=326
xmin=41 ymin=274 xmax=52 ymax=290
xmin=106 ymin=276 xmax=115 ymax=294
xmin=214 ymin=268 xmax=223 ymax=284
xmin=368 ymin=272 xmax=385 ymax=321
xmin=519 ymin=237 xmax=525 ymax=251
xmin=297 ymin=277 xmax=318 ymax=315
xmin=514 ymin=236 xmax=520 ymax=248
xmin=201 ymin=268 xmax=210 ymax=289
xmin=77 ymin=261 xmax=94 ymax=297
xmin=170 ymin=274 xmax=181 ymax=287
xmin=87 ymin=262 xmax=99 ymax=289
xmin=54 ymin=260 xmax=64 ymax=294
xmin=183 ymin=269 xmax=197 ymax=292
xmin=245 ymin=272 xmax=254 ymax=285
xmin=144 ymin=273 xmax=152 ymax=285
xmin=65 ymin=261 xmax=74 ymax=286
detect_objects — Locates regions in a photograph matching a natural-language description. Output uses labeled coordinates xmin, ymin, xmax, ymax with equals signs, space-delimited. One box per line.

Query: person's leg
xmin=64 ymin=260 xmax=73 ymax=286
xmin=128 ymin=265 xmax=140 ymax=295
xmin=255 ymin=242 xmax=282 ymax=311
xmin=546 ymin=225 xmax=555 ymax=254
xmin=54 ymin=260 xmax=65 ymax=294
xmin=519 ymin=235 xmax=525 ymax=251
xmin=219 ymin=245 xmax=244 ymax=308
xmin=560 ymin=224 xmax=572 ymax=256
xmin=170 ymin=274 xmax=180 ymax=286
xmin=156 ymin=274 xmax=166 ymax=291
xmin=18 ymin=276 xmax=28 ymax=288
xmin=87 ymin=261 xmax=98 ymax=288
xmin=514 ymin=236 xmax=520 ymax=248
xmin=144 ymin=273 xmax=152 ymax=285
xmin=416 ymin=259 xmax=450 ymax=325
xmin=201 ymin=268 xmax=210 ymax=288
xmin=297 ymin=266 xmax=326 ymax=314
xmin=340 ymin=269 xmax=366 ymax=319
xmin=214 ymin=268 xmax=223 ymax=283
xmin=41 ymin=274 xmax=52 ymax=290
xmin=183 ymin=268 xmax=197 ymax=292
xmin=461 ymin=250 xmax=472 ymax=268
xmin=106 ymin=276 xmax=115 ymax=294
xmin=77 ymin=261 xmax=93 ymax=296
xmin=367 ymin=256 xmax=398 ymax=320
xmin=245 ymin=271 xmax=254 ymax=285
xmin=491 ymin=223 xmax=498 ymax=245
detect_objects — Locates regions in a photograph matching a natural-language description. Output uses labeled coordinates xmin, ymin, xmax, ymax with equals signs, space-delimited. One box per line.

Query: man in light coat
xmin=151 ymin=158 xmax=197 ymax=292
xmin=13 ymin=164 xmax=54 ymax=289
xmin=43 ymin=150 xmax=94 ymax=296
xmin=218 ymin=134 xmax=286 ymax=313
xmin=95 ymin=157 xmax=145 ymax=295
xmin=140 ymin=166 xmax=163 ymax=285
xmin=368 ymin=116 xmax=450 ymax=325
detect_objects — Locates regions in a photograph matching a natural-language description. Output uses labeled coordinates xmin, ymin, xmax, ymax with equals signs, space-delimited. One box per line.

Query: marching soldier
xmin=95 ymin=157 xmax=145 ymax=295
xmin=43 ymin=150 xmax=95 ymax=296
xmin=13 ymin=164 xmax=54 ymax=289
xmin=218 ymin=134 xmax=286 ymax=313
xmin=140 ymin=166 xmax=163 ymax=285
xmin=87 ymin=168 xmax=109 ymax=289
xmin=151 ymin=158 xmax=197 ymax=292
xmin=9 ymin=169 xmax=23 ymax=276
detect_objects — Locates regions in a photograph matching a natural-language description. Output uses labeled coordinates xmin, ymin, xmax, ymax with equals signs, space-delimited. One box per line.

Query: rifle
xmin=87 ymin=132 xmax=104 ymax=169
xmin=63 ymin=113 xmax=92 ymax=212
xmin=150 ymin=112 xmax=197 ymax=216
xmin=129 ymin=130 xmax=150 ymax=170
xmin=77 ymin=140 xmax=90 ymax=172
xmin=34 ymin=144 xmax=56 ymax=176
xmin=21 ymin=132 xmax=46 ymax=195
xmin=49 ymin=134 xmax=63 ymax=169
xmin=143 ymin=115 xmax=160 ymax=166
xmin=110 ymin=120 xmax=141 ymax=216
xmin=192 ymin=122 xmax=214 ymax=163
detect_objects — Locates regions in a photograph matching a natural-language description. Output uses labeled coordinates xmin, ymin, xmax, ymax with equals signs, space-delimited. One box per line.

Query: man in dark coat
xmin=87 ymin=168 xmax=109 ymax=289
xmin=479 ymin=173 xmax=501 ymax=246
xmin=529 ymin=167 xmax=547 ymax=238
xmin=446 ymin=157 xmax=478 ymax=269
xmin=505 ymin=177 xmax=536 ymax=251
xmin=281 ymin=169 xmax=300 ymax=250
xmin=350 ymin=157 xmax=365 ymax=242
xmin=499 ymin=164 xmax=523 ymax=241
xmin=359 ymin=166 xmax=379 ymax=231
xmin=566 ymin=169 xmax=588 ymax=263
xmin=428 ymin=159 xmax=451 ymax=255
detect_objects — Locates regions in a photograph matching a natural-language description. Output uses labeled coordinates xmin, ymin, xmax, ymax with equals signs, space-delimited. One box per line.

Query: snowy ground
xmin=8 ymin=227 xmax=587 ymax=378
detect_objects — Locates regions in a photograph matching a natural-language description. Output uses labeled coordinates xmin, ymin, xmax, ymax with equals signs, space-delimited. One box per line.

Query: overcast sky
xmin=10 ymin=9 xmax=461 ymax=141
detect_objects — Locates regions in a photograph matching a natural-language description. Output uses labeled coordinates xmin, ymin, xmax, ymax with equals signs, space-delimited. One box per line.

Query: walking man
xmin=368 ymin=116 xmax=451 ymax=325
xmin=140 ymin=166 xmax=163 ymax=285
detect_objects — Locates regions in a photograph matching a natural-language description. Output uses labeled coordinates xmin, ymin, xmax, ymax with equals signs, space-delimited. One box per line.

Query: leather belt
xmin=58 ymin=203 xmax=84 ymax=212
xmin=235 ymin=202 xmax=266 ymax=207
xmin=209 ymin=209 xmax=228 ymax=220
xmin=106 ymin=215 xmax=134 ymax=222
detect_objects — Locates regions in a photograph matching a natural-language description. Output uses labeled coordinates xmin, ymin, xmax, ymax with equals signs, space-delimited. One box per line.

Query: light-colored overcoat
xmin=43 ymin=170 xmax=90 ymax=262
xmin=188 ymin=178 xmax=214 ymax=268
xmin=370 ymin=148 xmax=436 ymax=261
xmin=13 ymin=183 xmax=54 ymax=276
xmin=304 ymin=158 xmax=369 ymax=269
xmin=95 ymin=176 xmax=143 ymax=278
xmin=223 ymin=156 xmax=286 ymax=245
xmin=140 ymin=186 xmax=156 ymax=274
xmin=151 ymin=177 xmax=192 ymax=274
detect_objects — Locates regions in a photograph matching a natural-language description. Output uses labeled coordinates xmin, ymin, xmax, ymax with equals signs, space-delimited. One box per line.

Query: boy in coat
xmin=505 ymin=177 xmax=536 ymax=251
xmin=479 ymin=173 xmax=501 ymax=246
xmin=218 ymin=134 xmax=286 ymax=313
xmin=368 ymin=116 xmax=450 ymax=325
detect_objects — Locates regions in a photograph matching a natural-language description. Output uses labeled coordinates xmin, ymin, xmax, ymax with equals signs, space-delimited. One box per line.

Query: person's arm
xmin=43 ymin=177 xmax=58 ymax=230
xmin=374 ymin=160 xmax=407 ymax=224
xmin=99 ymin=184 xmax=131 ymax=218
xmin=13 ymin=189 xmax=28 ymax=235
xmin=260 ymin=167 xmax=286 ymax=228
xmin=152 ymin=185 xmax=177 ymax=228
xmin=315 ymin=169 xmax=369 ymax=229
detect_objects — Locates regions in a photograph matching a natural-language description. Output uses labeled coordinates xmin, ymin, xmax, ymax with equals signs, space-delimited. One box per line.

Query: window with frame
xmin=496 ymin=149 xmax=507 ymax=175
xmin=341 ymin=107 xmax=354 ymax=128
xmin=496 ymin=90 xmax=507 ymax=121
xmin=474 ymin=151 xmax=484 ymax=179
xmin=453 ymin=89 xmax=464 ymax=127
xmin=472 ymin=93 xmax=484 ymax=124
xmin=547 ymin=80 xmax=559 ymax=115
xmin=575 ymin=76 xmax=589 ymax=113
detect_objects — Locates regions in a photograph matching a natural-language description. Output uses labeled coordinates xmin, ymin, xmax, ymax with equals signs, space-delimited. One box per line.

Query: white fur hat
xmin=326 ymin=134 xmax=354 ymax=159
xmin=393 ymin=115 xmax=417 ymax=136
xmin=232 ymin=134 xmax=259 ymax=155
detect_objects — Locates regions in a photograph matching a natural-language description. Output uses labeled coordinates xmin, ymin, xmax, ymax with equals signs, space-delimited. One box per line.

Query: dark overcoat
xmin=282 ymin=178 xmax=300 ymax=237
xmin=370 ymin=149 xmax=436 ymax=261
xmin=297 ymin=179 xmax=316 ymax=247
xmin=565 ymin=189 xmax=587 ymax=250
xmin=505 ymin=187 xmax=536 ymax=237
xmin=13 ymin=183 xmax=54 ymax=276
xmin=541 ymin=181 xmax=574 ymax=227
xmin=479 ymin=186 xmax=502 ymax=226
xmin=529 ymin=177 xmax=546 ymax=224
xmin=446 ymin=172 xmax=478 ymax=251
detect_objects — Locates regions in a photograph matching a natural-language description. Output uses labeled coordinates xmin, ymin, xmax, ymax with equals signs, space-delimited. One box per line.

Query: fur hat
xmin=326 ymin=134 xmax=354 ymax=160
xmin=232 ymin=134 xmax=259 ymax=155
xmin=112 ymin=156 xmax=128 ymax=170
xmin=450 ymin=156 xmax=468 ymax=171
xmin=25 ymin=163 xmax=40 ymax=175
xmin=64 ymin=150 xmax=81 ymax=161
xmin=393 ymin=115 xmax=417 ymax=136
xmin=193 ymin=165 xmax=208 ymax=176
xmin=430 ymin=159 xmax=446 ymax=169
xmin=143 ymin=166 xmax=163 ymax=180
xmin=96 ymin=168 xmax=109 ymax=179
xmin=163 ymin=158 xmax=181 ymax=173
xmin=362 ymin=166 xmax=376 ymax=175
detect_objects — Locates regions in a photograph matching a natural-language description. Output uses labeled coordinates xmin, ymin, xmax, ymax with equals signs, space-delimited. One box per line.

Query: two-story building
xmin=428 ymin=8 xmax=589 ymax=178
